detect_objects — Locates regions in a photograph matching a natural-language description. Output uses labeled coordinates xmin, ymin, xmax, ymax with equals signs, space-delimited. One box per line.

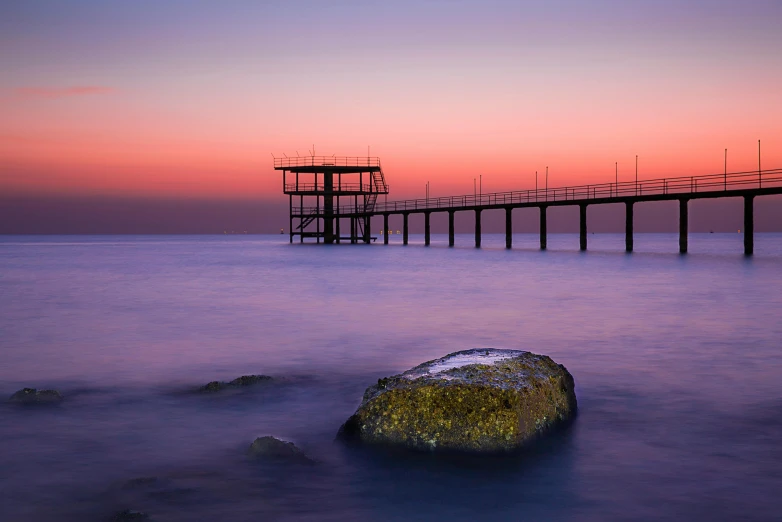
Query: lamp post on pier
xmin=635 ymin=155 xmax=638 ymax=195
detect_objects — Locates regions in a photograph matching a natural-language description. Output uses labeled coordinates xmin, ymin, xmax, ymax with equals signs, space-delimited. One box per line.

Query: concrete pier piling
xmin=403 ymin=213 xmax=409 ymax=245
xmin=625 ymin=201 xmax=634 ymax=253
xmin=383 ymin=214 xmax=389 ymax=245
xmin=540 ymin=206 xmax=547 ymax=250
xmin=679 ymin=199 xmax=689 ymax=254
xmin=424 ymin=212 xmax=431 ymax=246
xmin=475 ymin=209 xmax=482 ymax=248
xmin=744 ymin=195 xmax=754 ymax=256
xmin=505 ymin=207 xmax=512 ymax=249
xmin=579 ymin=204 xmax=587 ymax=251
xmin=448 ymin=211 xmax=455 ymax=247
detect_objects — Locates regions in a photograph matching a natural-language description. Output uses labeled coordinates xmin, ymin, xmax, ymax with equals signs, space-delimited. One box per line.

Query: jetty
xmin=277 ymin=157 xmax=782 ymax=255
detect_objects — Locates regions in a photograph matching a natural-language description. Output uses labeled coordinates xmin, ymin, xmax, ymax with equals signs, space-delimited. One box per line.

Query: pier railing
xmin=274 ymin=156 xmax=381 ymax=169
xmin=364 ymin=168 xmax=782 ymax=214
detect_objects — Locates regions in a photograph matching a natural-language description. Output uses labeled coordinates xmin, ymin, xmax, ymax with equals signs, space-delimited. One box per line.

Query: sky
xmin=1 ymin=0 xmax=781 ymax=233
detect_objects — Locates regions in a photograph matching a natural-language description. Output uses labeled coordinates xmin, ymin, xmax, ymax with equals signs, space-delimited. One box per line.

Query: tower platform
xmin=276 ymin=156 xmax=389 ymax=244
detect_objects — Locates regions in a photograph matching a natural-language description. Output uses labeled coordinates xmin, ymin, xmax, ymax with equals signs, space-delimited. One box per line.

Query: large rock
xmin=338 ymin=349 xmax=577 ymax=453
xmin=198 ymin=374 xmax=272 ymax=393
xmin=9 ymin=387 xmax=62 ymax=404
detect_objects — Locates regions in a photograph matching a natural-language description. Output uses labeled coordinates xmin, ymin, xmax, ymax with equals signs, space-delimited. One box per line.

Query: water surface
xmin=1 ymin=234 xmax=781 ymax=521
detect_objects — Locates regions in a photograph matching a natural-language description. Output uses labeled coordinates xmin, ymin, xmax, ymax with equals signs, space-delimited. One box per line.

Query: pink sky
xmin=1 ymin=1 xmax=780 ymax=232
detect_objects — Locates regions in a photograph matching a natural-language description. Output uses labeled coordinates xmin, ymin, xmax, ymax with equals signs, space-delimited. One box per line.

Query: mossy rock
xmin=198 ymin=375 xmax=272 ymax=393
xmin=338 ymin=349 xmax=577 ymax=453
xmin=9 ymin=387 xmax=62 ymax=404
xmin=247 ymin=436 xmax=313 ymax=463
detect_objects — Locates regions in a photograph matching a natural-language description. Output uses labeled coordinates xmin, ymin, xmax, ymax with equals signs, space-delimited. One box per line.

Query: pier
xmin=279 ymin=158 xmax=782 ymax=255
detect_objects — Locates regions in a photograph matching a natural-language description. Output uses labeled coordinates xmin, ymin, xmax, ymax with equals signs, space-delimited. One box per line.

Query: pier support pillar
xmin=403 ymin=213 xmax=409 ymax=245
xmin=363 ymin=216 xmax=370 ymax=244
xmin=744 ymin=195 xmax=754 ymax=256
xmin=448 ymin=211 xmax=455 ymax=247
xmin=540 ymin=206 xmax=547 ymax=250
xmin=679 ymin=198 xmax=689 ymax=254
xmin=579 ymin=204 xmax=588 ymax=251
xmin=383 ymin=214 xmax=389 ymax=245
xmin=475 ymin=209 xmax=482 ymax=248
xmin=625 ymin=202 xmax=634 ymax=252
xmin=425 ymin=212 xmax=431 ymax=246
xmin=350 ymin=217 xmax=355 ymax=244
xmin=505 ymin=207 xmax=512 ymax=249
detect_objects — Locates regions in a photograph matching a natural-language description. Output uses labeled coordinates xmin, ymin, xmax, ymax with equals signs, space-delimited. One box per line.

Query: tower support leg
xmin=323 ymin=172 xmax=334 ymax=244
xmin=625 ymin=201 xmax=634 ymax=252
xmin=364 ymin=216 xmax=370 ymax=244
xmin=403 ymin=213 xmax=409 ymax=245
xmin=383 ymin=214 xmax=389 ymax=245
xmin=540 ymin=206 xmax=547 ymax=250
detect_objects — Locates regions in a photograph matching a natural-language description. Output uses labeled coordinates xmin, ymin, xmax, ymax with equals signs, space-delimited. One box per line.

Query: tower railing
xmin=284 ymin=183 xmax=378 ymax=193
xmin=274 ymin=156 xmax=381 ymax=169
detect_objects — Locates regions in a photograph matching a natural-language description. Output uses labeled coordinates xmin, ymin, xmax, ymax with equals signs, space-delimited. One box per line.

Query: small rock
xmin=198 ymin=375 xmax=272 ymax=393
xmin=9 ymin=387 xmax=62 ymax=404
xmin=248 ymin=436 xmax=313 ymax=463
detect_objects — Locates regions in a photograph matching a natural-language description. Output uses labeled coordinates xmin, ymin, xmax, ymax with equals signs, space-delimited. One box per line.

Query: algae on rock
xmin=338 ymin=349 xmax=577 ymax=453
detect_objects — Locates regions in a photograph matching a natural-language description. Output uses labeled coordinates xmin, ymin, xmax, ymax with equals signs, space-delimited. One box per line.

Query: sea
xmin=1 ymin=233 xmax=781 ymax=522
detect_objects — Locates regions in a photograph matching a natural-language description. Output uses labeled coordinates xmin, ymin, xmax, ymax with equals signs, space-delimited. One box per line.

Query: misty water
xmin=2 ymin=234 xmax=781 ymax=521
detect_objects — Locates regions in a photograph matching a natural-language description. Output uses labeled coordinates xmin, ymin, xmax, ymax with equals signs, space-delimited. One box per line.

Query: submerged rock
xmin=111 ymin=509 xmax=149 ymax=521
xmin=338 ymin=349 xmax=577 ymax=453
xmin=198 ymin=374 xmax=272 ymax=393
xmin=121 ymin=476 xmax=159 ymax=490
xmin=9 ymin=387 xmax=62 ymax=404
xmin=247 ymin=436 xmax=313 ymax=463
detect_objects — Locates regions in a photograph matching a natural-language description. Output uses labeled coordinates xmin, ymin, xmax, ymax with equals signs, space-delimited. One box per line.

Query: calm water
xmin=1 ymin=234 xmax=781 ymax=521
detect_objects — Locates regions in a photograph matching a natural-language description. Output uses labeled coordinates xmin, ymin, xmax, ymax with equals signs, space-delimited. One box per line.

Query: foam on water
xmin=403 ymin=349 xmax=524 ymax=379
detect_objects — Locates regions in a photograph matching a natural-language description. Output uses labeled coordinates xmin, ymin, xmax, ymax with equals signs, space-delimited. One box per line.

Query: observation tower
xmin=276 ymin=156 xmax=389 ymax=244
